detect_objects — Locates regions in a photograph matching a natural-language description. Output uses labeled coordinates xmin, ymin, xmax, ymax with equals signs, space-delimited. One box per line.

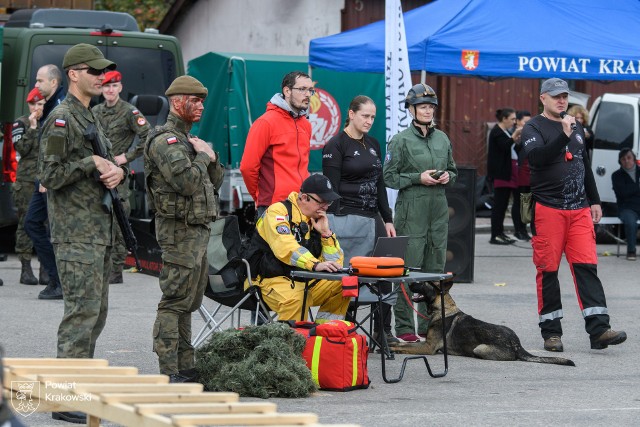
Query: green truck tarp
xmin=188 ymin=51 xmax=385 ymax=172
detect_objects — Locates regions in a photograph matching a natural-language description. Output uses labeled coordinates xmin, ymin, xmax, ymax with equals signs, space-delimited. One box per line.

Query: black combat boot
xmin=38 ymin=279 xmax=63 ymax=300
xmin=20 ymin=259 xmax=38 ymax=285
xmin=109 ymin=268 xmax=123 ymax=284
xmin=39 ymin=264 xmax=50 ymax=285
xmin=52 ymin=411 xmax=86 ymax=424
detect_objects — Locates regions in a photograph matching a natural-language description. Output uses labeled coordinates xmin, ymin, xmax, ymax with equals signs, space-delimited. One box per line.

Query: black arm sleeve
xmin=583 ymin=153 xmax=601 ymax=205
xmin=376 ymin=174 xmax=393 ymax=223
xmin=527 ymin=132 xmax=570 ymax=166
xmin=323 ymin=165 xmax=342 ymax=214
xmin=322 ymin=136 xmax=344 ymax=214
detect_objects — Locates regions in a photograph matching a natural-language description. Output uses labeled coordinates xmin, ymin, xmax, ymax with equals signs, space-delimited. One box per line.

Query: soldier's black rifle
xmin=84 ymin=123 xmax=142 ymax=271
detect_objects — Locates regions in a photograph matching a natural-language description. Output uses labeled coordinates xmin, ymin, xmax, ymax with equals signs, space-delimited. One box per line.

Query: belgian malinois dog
xmin=389 ymin=280 xmax=575 ymax=367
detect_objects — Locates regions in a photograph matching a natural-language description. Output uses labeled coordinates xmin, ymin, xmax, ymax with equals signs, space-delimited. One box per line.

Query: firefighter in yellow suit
xmin=248 ymin=174 xmax=350 ymax=322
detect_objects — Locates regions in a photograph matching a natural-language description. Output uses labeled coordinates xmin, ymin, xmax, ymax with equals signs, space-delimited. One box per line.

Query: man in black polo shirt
xmin=521 ymin=77 xmax=626 ymax=353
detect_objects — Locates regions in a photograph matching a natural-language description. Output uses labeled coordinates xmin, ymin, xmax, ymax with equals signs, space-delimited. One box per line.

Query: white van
xmin=589 ymin=93 xmax=640 ymax=215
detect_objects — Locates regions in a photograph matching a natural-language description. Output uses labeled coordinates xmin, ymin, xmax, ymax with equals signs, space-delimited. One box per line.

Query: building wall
xmin=171 ymin=0 xmax=344 ymax=66
xmin=169 ymin=0 xmax=640 ymax=174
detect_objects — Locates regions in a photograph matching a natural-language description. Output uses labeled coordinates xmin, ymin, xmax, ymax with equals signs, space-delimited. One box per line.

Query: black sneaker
xmin=373 ymin=331 xmax=400 ymax=344
xmin=499 ymin=233 xmax=516 ymax=243
xmin=514 ymin=231 xmax=531 ymax=241
xmin=590 ymin=329 xmax=627 ymax=349
xmin=490 ymin=235 xmax=513 ymax=245
xmin=626 ymin=252 xmax=636 ymax=261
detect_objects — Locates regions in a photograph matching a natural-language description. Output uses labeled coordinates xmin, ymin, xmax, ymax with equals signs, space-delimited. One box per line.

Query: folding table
xmin=290 ymin=270 xmax=452 ymax=383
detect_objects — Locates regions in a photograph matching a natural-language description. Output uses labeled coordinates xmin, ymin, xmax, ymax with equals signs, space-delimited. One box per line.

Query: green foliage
xmin=95 ymin=0 xmax=170 ymax=31
xmin=196 ymin=323 xmax=318 ymax=399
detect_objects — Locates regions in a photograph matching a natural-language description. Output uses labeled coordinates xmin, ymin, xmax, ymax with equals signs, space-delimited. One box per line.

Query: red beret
xmin=26 ymin=87 xmax=44 ymax=103
xmin=102 ymin=71 xmax=122 ymax=85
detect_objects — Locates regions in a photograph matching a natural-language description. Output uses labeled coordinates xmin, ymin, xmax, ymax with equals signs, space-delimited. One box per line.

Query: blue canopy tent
xmin=310 ymin=0 xmax=640 ymax=80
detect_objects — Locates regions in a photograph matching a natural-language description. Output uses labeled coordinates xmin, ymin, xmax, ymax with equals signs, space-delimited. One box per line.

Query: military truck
xmin=0 ymin=8 xmax=184 ymax=258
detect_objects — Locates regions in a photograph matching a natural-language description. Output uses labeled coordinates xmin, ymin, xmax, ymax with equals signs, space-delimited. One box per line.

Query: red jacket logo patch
xmin=167 ymin=136 xmax=178 ymax=144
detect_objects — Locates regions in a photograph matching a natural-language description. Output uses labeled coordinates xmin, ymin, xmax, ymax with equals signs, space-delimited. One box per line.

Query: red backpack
xmin=293 ymin=320 xmax=370 ymax=391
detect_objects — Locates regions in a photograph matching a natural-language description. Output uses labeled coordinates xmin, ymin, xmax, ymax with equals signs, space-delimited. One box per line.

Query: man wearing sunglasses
xmin=247 ymin=174 xmax=350 ymax=322
xmin=240 ymin=71 xmax=313 ymax=219
xmin=39 ymin=43 xmax=121 ymax=424
xmin=93 ymin=70 xmax=150 ymax=284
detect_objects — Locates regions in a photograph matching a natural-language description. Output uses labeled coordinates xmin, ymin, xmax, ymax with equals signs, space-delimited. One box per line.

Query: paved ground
xmin=1 ymin=221 xmax=638 ymax=426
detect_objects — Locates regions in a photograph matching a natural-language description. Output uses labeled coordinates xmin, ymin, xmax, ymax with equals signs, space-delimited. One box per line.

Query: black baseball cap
xmin=300 ymin=174 xmax=341 ymax=202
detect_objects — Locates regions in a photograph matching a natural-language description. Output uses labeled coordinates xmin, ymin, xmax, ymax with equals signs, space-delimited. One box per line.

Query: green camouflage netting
xmin=196 ymin=323 xmax=318 ymax=398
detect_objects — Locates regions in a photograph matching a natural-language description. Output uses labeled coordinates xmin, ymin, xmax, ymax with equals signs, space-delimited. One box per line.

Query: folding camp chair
xmin=192 ymin=216 xmax=273 ymax=348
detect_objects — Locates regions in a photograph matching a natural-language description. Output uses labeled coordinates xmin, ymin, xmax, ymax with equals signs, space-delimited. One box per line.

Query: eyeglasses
xmin=306 ymin=193 xmax=332 ymax=206
xmin=290 ymin=87 xmax=316 ymax=96
xmin=73 ymin=67 xmax=106 ymax=76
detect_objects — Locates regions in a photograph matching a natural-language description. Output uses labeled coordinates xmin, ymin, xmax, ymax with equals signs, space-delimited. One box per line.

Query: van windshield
xmin=593 ymin=101 xmax=635 ymax=150
xmin=30 ymin=45 xmax=177 ymax=101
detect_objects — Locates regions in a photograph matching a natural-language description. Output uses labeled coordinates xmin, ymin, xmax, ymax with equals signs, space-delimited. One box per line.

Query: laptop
xmin=372 ymin=236 xmax=409 ymax=260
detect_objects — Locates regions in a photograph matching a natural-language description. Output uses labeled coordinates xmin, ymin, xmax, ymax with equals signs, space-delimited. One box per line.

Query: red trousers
xmin=531 ymin=203 xmax=610 ymax=339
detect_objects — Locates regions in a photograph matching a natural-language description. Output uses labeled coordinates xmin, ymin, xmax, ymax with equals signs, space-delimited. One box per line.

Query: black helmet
xmin=405 ymin=83 xmax=438 ymax=108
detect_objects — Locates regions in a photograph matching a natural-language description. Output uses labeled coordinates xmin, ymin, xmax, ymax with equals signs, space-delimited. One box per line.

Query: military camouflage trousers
xmin=11 ymin=180 xmax=34 ymax=259
xmin=153 ymin=218 xmax=210 ymax=375
xmin=110 ymin=196 xmax=131 ymax=272
xmin=55 ymin=242 xmax=112 ymax=358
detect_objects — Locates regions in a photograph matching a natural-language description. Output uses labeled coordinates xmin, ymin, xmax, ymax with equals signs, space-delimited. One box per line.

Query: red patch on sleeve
xmin=166 ymin=136 xmax=178 ymax=144
xmin=55 ymin=119 xmax=66 ymax=127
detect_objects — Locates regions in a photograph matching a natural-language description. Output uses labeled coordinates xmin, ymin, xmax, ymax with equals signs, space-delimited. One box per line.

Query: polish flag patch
xmin=12 ymin=122 xmax=19 ymax=128
xmin=166 ymin=136 xmax=178 ymax=144
xmin=132 ymin=109 xmax=140 ymax=115
xmin=55 ymin=119 xmax=66 ymax=127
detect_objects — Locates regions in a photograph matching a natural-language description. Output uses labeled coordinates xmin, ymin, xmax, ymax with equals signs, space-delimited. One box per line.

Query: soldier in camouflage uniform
xmin=40 ymin=44 xmax=123 ymax=363
xmin=93 ymin=70 xmax=150 ymax=284
xmin=12 ymin=88 xmax=46 ymax=286
xmin=145 ymin=75 xmax=224 ymax=383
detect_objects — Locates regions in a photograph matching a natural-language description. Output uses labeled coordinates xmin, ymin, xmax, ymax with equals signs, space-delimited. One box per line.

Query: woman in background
xmin=567 ymin=105 xmax=594 ymax=156
xmin=322 ymin=95 xmax=398 ymax=344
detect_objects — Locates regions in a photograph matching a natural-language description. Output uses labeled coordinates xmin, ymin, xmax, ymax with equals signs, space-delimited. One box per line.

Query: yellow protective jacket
xmin=251 ymin=192 xmax=343 ymax=278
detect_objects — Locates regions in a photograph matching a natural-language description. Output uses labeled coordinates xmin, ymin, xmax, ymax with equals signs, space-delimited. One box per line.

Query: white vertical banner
xmin=385 ymin=0 xmax=412 ymax=211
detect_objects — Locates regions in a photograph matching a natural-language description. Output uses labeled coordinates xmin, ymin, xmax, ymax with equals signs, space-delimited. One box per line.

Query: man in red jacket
xmin=240 ymin=71 xmax=313 ymax=218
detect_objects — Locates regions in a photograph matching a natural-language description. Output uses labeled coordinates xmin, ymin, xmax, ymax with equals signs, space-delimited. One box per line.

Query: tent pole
xmin=421 ymin=70 xmax=426 ymax=84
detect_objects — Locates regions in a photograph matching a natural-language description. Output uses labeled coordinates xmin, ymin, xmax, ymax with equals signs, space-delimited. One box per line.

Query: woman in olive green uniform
xmin=383 ymin=84 xmax=457 ymax=342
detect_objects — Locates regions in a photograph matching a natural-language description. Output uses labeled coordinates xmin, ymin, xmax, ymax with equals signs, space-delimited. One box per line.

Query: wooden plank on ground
xmin=9 ymin=366 xmax=138 ymax=376
xmin=36 ymin=374 xmax=168 ymax=384
xmin=73 ymin=383 xmax=203 ymax=394
xmin=99 ymin=392 xmax=238 ymax=404
xmin=171 ymin=412 xmax=319 ymax=426
xmin=3 ymin=358 xmax=109 ymax=367
xmin=135 ymin=401 xmax=277 ymax=415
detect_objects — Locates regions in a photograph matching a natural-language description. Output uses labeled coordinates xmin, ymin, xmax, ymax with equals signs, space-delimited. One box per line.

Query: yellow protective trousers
xmin=258 ymin=277 xmax=350 ymax=322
